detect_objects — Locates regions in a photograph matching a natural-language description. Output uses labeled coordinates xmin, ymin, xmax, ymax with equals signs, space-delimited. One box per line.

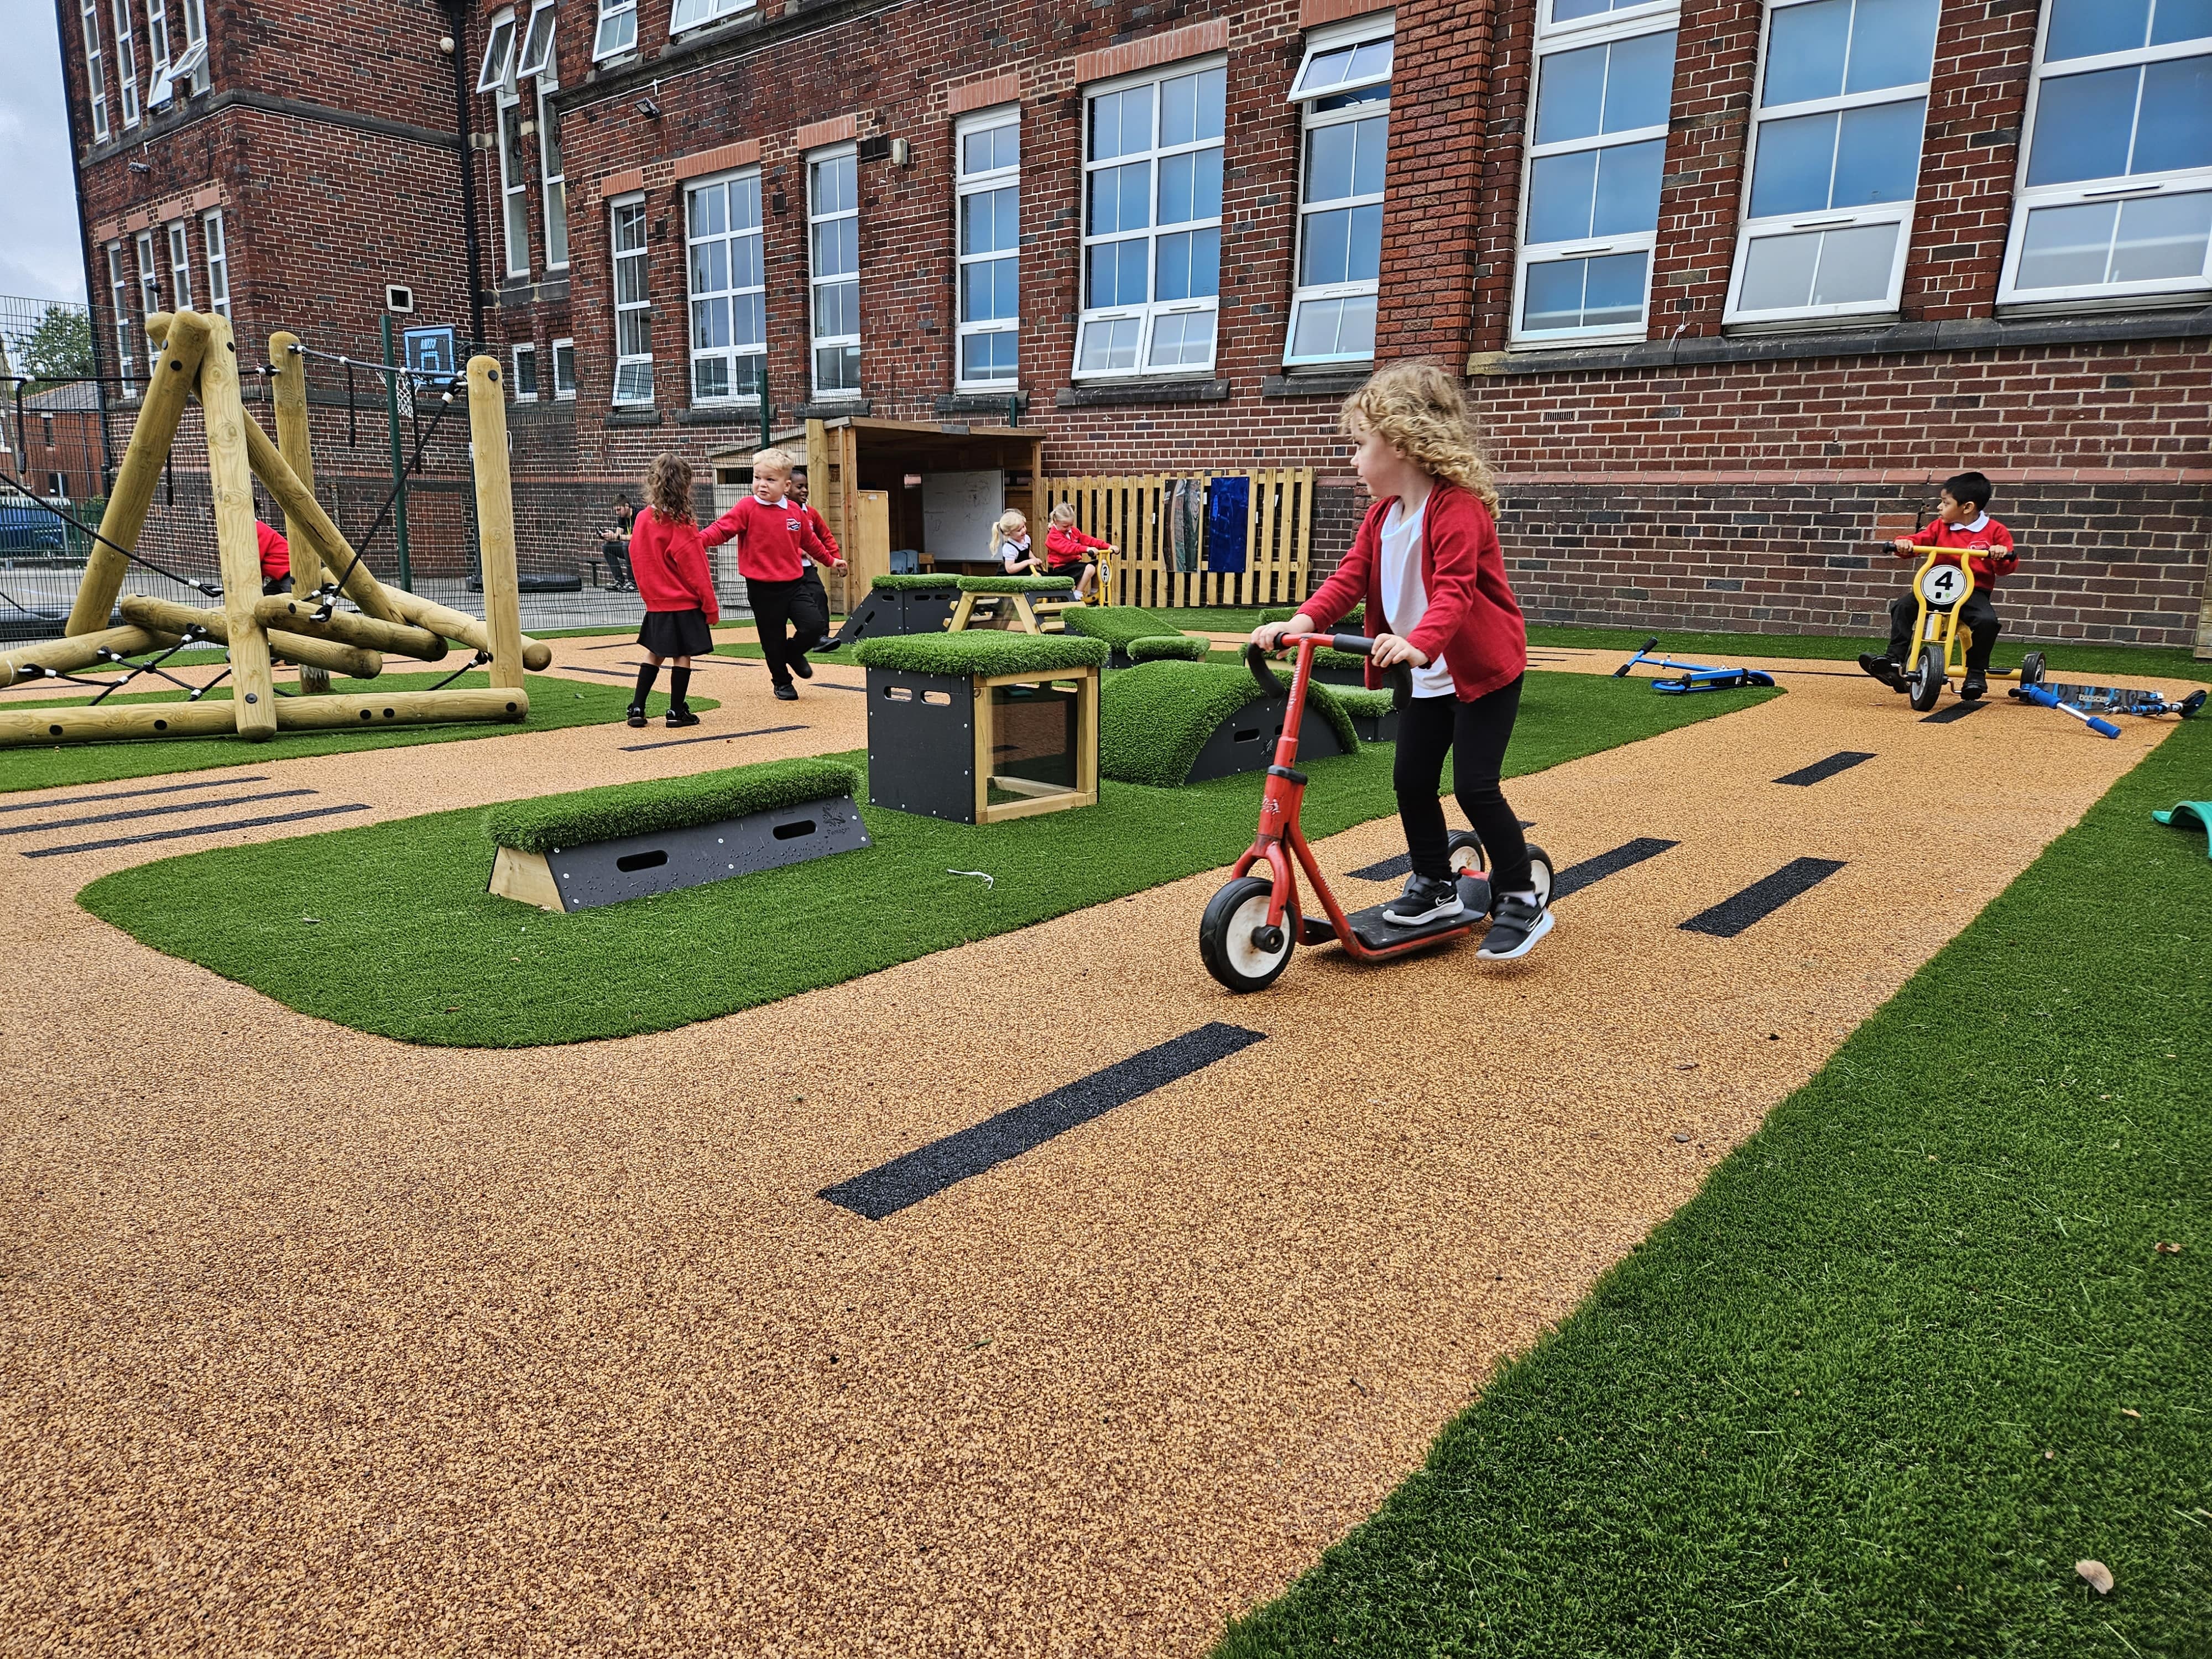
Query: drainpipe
xmin=440 ymin=0 xmax=487 ymax=348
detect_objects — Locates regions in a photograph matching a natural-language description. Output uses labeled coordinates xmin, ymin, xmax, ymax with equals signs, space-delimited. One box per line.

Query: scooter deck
xmin=1303 ymin=894 xmax=1489 ymax=953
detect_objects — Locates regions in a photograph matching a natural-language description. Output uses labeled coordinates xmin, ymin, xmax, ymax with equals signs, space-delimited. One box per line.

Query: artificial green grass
xmin=1127 ymin=634 xmax=1211 ymax=662
xmin=1331 ymin=685 xmax=1397 ymax=719
xmin=1099 ymin=660 xmax=1363 ymax=787
xmin=77 ymin=670 xmax=1774 ymax=1047
xmin=486 ymin=758 xmax=860 ymax=853
xmin=849 ymin=632 xmax=1109 ymax=676
xmin=1063 ymin=605 xmax=1201 ymax=649
xmin=868 ymin=574 xmax=961 ymax=593
xmin=0 ymin=671 xmax=709 ymax=795
xmin=955 ymin=573 xmax=1076 ymax=593
xmin=1218 ymin=716 xmax=2212 ymax=1658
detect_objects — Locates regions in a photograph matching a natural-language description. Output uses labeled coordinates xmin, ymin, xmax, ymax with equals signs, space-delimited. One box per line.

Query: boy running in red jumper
xmin=701 ymin=447 xmax=842 ymax=700
xmin=1859 ymin=471 xmax=2018 ymax=700
xmin=256 ymin=519 xmax=293 ymax=596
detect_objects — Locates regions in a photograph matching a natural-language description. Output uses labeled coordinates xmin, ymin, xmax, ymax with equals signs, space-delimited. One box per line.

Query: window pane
xmin=1809 ymin=220 xmax=1899 ymax=301
xmin=1156 ymin=227 xmax=1220 ymax=300
xmin=614 ymin=360 xmax=652 ymax=402
xmin=1344 ymin=203 xmax=1383 ymax=280
xmin=1843 ymin=0 xmax=1939 ymax=94
xmin=1831 ymin=97 xmax=1926 ymax=206
xmin=2016 ymin=199 xmax=2119 ymax=286
xmin=731 ymin=176 xmax=761 ymax=231
xmin=554 ymin=342 xmax=575 ymax=392
xmin=1089 ymin=86 xmax=1152 ymax=159
xmin=962 ymin=186 xmax=1018 ymax=254
xmin=962 ymin=123 xmax=1018 ymax=175
xmin=1534 ymin=40 xmax=1608 ymax=143
xmin=815 ymin=279 xmax=857 ymax=338
xmin=2151 ymin=0 xmax=2212 ymax=46
xmin=2135 ymin=56 xmax=2212 ymax=173
xmin=1593 ymin=137 xmax=1665 ymax=233
xmin=1553 ymin=0 xmax=1613 ymax=18
xmin=1738 ymin=228 xmax=1823 ymax=309
xmin=962 ymin=255 xmax=1019 ymax=320
xmin=2026 ymin=67 xmax=2138 ymax=184
xmin=2110 ymin=187 xmax=2212 ymax=278
xmin=689 ymin=185 xmax=724 ymax=238
xmin=1348 ymin=39 xmax=1392 ymax=81
xmin=733 ymin=291 xmax=765 ymax=347
xmin=731 ymin=231 xmax=761 ymax=290
xmin=1764 ymin=0 xmax=1849 ymax=105
xmin=693 ymin=355 xmax=727 ymax=401
xmin=2047 ymin=0 xmax=2150 ymax=60
xmin=691 ymin=239 xmax=728 ymax=295
xmin=1524 ymin=250 xmax=1647 ymax=330
xmin=1158 ymin=149 xmax=1223 ymax=223
xmin=1289 ymin=293 xmax=1378 ymax=358
xmin=1147 ymin=308 xmax=1216 ymax=368
xmin=1749 ymin=111 xmax=1840 ymax=217
xmin=1078 ymin=316 xmax=1141 ymax=371
xmin=546 ymin=181 xmax=569 ymax=266
xmin=812 ymin=154 xmax=855 ymax=214
xmin=1528 ymin=149 xmax=1598 ymax=243
xmin=1160 ymin=66 xmax=1225 ymax=146
xmin=1087 ymin=238 xmax=1148 ymax=305
xmin=1604 ymin=31 xmax=1677 ymax=130
xmin=615 ymin=256 xmax=645 ymax=306
xmin=812 ymin=217 xmax=857 ymax=278
xmin=1307 ymin=121 xmax=1359 ymax=203
xmin=617 ymin=310 xmax=650 ymax=356
xmin=691 ymin=295 xmax=729 ymax=349
xmin=1089 ymin=161 xmax=1151 ymax=233
xmin=1300 ymin=206 xmax=1357 ymax=283
xmin=962 ymin=329 xmax=1018 ymax=380
xmin=1297 ymin=43 xmax=1354 ymax=95
xmin=1351 ymin=113 xmax=1388 ymax=195
xmin=614 ymin=205 xmax=644 ymax=251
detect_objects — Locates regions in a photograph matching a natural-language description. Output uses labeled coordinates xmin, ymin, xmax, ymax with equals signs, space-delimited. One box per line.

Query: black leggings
xmin=1890 ymin=590 xmax=1999 ymax=671
xmin=1393 ymin=676 xmax=1531 ymax=893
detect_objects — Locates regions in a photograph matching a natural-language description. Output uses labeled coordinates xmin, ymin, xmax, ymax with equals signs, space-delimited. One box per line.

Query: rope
xmin=426 ymin=649 xmax=492 ymax=692
xmin=0 ymin=466 xmax=218 ymax=594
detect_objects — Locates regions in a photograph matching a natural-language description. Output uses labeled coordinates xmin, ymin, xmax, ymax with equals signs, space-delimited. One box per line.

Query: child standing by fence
xmin=625 ymin=453 xmax=717 ymax=729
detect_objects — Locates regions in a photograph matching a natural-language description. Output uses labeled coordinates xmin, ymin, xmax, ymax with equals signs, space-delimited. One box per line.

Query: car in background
xmin=0 ymin=498 xmax=70 ymax=557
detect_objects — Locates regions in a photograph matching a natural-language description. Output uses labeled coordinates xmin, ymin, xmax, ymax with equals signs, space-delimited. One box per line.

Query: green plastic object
xmin=954 ymin=574 xmax=1077 ymax=594
xmin=2152 ymin=801 xmax=2212 ymax=859
xmin=868 ymin=573 xmax=960 ymax=593
xmin=850 ymin=631 xmax=1110 ymax=677
xmin=1100 ymin=660 xmax=1358 ymax=787
xmin=1126 ymin=634 xmax=1210 ymax=663
xmin=486 ymin=757 xmax=862 ymax=854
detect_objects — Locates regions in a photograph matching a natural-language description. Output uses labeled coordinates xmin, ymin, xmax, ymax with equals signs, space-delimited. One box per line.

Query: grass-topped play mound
xmin=486 ymin=757 xmax=861 ymax=853
xmin=1101 ymin=660 xmax=1361 ymax=787
xmin=954 ymin=573 xmax=1077 ymax=594
xmin=849 ymin=632 xmax=1109 ymax=676
xmin=867 ymin=573 xmax=961 ymax=593
xmin=1 ymin=671 xmax=705 ymax=795
xmin=1218 ymin=715 xmax=2212 ymax=1658
xmin=1063 ymin=605 xmax=1201 ymax=649
xmin=1128 ymin=634 xmax=1211 ymax=663
xmin=76 ymin=670 xmax=1772 ymax=1047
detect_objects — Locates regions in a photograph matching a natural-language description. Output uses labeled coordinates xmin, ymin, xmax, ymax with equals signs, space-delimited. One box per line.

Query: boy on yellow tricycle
xmin=1857 ymin=471 xmax=2043 ymax=711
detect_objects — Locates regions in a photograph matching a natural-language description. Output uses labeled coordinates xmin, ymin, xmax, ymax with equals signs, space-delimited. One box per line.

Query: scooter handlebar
xmin=1246 ymin=634 xmax=1413 ymax=709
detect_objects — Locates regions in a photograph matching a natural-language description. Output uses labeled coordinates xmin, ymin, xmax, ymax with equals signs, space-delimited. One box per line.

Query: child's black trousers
xmin=1889 ymin=591 xmax=1999 ymax=670
xmin=1393 ymin=675 xmax=1532 ymax=894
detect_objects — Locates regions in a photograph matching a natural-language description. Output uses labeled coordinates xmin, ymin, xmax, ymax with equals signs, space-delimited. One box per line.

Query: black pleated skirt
xmin=638 ymin=608 xmax=714 ymax=658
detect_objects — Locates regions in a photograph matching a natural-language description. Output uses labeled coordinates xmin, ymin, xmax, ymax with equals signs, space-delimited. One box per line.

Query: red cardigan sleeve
xmin=700 ymin=499 xmax=748 ymax=549
xmin=1298 ymin=503 xmax=1384 ymax=633
xmin=795 ymin=510 xmax=837 ymax=565
xmin=805 ymin=504 xmax=841 ymax=561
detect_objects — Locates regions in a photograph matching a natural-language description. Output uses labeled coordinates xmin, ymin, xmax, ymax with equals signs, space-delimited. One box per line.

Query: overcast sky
xmin=2 ymin=0 xmax=91 ymax=303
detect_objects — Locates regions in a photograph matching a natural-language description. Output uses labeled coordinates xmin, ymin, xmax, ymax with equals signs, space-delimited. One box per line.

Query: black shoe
xmin=790 ymin=652 xmax=813 ymax=680
xmin=773 ymin=682 xmax=799 ymax=701
xmin=666 ymin=707 xmax=701 ymax=728
xmin=1382 ymin=874 xmax=1465 ymax=927
xmin=626 ymin=706 xmax=648 ymax=728
xmin=1478 ymin=892 xmax=1554 ymax=961
xmin=1960 ymin=671 xmax=1987 ymax=700
xmin=1858 ymin=653 xmax=1903 ymax=689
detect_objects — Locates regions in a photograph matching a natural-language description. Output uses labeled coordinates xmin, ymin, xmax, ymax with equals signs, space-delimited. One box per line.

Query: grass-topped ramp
xmin=486 ymin=757 xmax=861 ymax=853
xmin=76 ymin=669 xmax=1771 ymax=1047
xmin=954 ymin=573 xmax=1077 ymax=594
xmin=1102 ymin=660 xmax=1361 ymax=787
xmin=867 ymin=573 xmax=962 ymax=593
xmin=849 ymin=632 xmax=1109 ymax=676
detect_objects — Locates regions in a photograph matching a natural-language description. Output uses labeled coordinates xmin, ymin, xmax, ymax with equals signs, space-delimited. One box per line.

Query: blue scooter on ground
xmin=1613 ymin=638 xmax=1777 ymax=693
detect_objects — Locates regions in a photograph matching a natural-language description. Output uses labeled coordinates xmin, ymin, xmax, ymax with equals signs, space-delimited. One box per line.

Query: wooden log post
xmin=239 ymin=418 xmax=404 ymax=625
xmin=119 ymin=593 xmax=384 ymax=681
xmin=466 ymin=355 xmax=527 ymax=693
xmin=268 ymin=330 xmax=329 ymax=693
xmin=1 ymin=625 xmax=184 ymax=690
xmin=0 ymin=699 xmax=240 ymax=749
xmin=199 ymin=315 xmax=278 ymax=740
xmin=252 ymin=597 xmax=448 ymax=660
xmin=273 ymin=687 xmax=529 ymax=731
xmin=64 ymin=311 xmax=212 ymax=637
xmin=379 ymin=587 xmax=554 ymax=670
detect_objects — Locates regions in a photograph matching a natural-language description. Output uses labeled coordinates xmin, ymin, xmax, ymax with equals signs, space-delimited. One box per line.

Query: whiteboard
xmin=921 ymin=470 xmax=1005 ymax=563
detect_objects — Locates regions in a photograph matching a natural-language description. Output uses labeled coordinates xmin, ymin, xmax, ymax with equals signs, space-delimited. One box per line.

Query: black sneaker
xmin=1383 ymin=874 xmax=1464 ymax=927
xmin=773 ymin=682 xmax=799 ymax=701
xmin=1960 ymin=670 xmax=1987 ymax=700
xmin=666 ymin=707 xmax=701 ymax=728
xmin=1858 ymin=653 xmax=1903 ymax=688
xmin=790 ymin=652 xmax=813 ymax=680
xmin=626 ymin=707 xmax=648 ymax=728
xmin=1478 ymin=893 xmax=1554 ymax=961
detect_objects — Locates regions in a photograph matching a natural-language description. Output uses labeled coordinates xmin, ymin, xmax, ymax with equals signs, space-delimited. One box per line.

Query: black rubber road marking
xmin=619 ymin=722 xmax=807 ymax=752
xmin=0 ymin=787 xmax=317 ymax=838
xmin=1551 ymin=837 xmax=1680 ymax=902
xmin=554 ymin=664 xmax=637 ymax=679
xmin=25 ymin=803 xmax=371 ymax=858
xmin=820 ymin=1022 xmax=1267 ymax=1220
xmin=1922 ymin=699 xmax=1987 ymax=724
xmin=1349 ymin=823 xmax=1537 ymax=883
xmin=1680 ymin=857 xmax=1847 ymax=938
xmin=0 ymin=775 xmax=272 ymax=816
xmin=1774 ymin=750 xmax=1876 ymax=786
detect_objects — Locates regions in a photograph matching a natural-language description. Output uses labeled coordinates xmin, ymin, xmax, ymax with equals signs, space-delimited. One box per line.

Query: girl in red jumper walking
xmin=1251 ymin=361 xmax=1548 ymax=960
xmin=625 ymin=453 xmax=719 ymax=729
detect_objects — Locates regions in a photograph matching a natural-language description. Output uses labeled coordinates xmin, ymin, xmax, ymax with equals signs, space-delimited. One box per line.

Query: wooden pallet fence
xmin=1035 ymin=469 xmax=1313 ymax=612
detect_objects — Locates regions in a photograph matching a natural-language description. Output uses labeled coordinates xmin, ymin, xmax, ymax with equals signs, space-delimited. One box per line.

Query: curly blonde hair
xmin=1340 ymin=361 xmax=1500 ymax=513
xmin=644 ymin=453 xmax=693 ymax=524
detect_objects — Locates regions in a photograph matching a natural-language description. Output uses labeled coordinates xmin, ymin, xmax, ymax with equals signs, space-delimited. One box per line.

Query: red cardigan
xmin=701 ymin=494 xmax=838 ymax=583
xmin=1297 ymin=483 xmax=1527 ymax=701
xmin=627 ymin=509 xmax=720 ymax=622
xmin=256 ymin=520 xmax=290 ymax=581
xmin=1046 ymin=524 xmax=1109 ymax=567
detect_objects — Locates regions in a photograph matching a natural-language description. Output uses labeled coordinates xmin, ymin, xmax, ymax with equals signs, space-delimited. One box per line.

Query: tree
xmin=13 ymin=306 xmax=96 ymax=390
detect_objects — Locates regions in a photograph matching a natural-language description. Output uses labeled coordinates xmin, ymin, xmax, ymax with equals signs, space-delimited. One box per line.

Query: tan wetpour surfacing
xmin=0 ymin=646 xmax=2176 ymax=1654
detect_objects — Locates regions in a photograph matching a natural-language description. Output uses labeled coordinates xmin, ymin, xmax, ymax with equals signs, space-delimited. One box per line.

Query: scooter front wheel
xmin=1199 ymin=876 xmax=1297 ymax=993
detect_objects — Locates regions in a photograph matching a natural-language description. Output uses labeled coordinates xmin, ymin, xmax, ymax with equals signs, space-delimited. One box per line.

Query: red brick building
xmin=57 ymin=0 xmax=2212 ymax=645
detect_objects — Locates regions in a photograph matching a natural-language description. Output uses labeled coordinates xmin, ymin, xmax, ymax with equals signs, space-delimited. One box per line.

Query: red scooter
xmin=1198 ymin=635 xmax=1554 ymax=993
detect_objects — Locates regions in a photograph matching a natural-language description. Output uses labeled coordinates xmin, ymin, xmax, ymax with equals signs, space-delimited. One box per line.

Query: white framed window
xmin=80 ymin=0 xmax=108 ymax=143
xmin=1512 ymin=4 xmax=1678 ymax=343
xmin=1286 ymin=15 xmax=1392 ymax=366
xmin=2000 ymin=0 xmax=2212 ymax=307
xmin=1724 ymin=0 xmax=1938 ymax=325
xmin=515 ymin=0 xmax=555 ymax=75
xmin=610 ymin=195 xmax=653 ymax=404
xmin=497 ymin=92 xmax=530 ymax=278
xmin=166 ymin=220 xmax=192 ymax=312
xmin=685 ymin=169 xmax=766 ymax=403
xmin=1076 ymin=58 xmax=1226 ymax=377
xmin=477 ymin=7 xmax=517 ymax=91
xmin=106 ymin=241 xmax=132 ymax=388
xmin=134 ymin=229 xmax=160 ymax=368
xmin=202 ymin=208 xmax=228 ymax=317
xmin=955 ymin=107 xmax=1020 ymax=387
xmin=808 ymin=146 xmax=862 ymax=397
xmin=144 ymin=0 xmax=171 ymax=107
xmin=538 ymin=84 xmax=568 ymax=268
xmin=112 ymin=0 xmax=139 ymax=127
xmin=552 ymin=337 xmax=576 ymax=398
xmin=173 ymin=0 xmax=206 ymax=95
xmin=512 ymin=343 xmax=539 ymax=399
xmin=593 ymin=0 xmax=637 ymax=60
xmin=670 ymin=0 xmax=752 ymax=35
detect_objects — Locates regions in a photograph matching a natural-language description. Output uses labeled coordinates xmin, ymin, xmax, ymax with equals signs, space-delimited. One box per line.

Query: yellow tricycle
xmin=1892 ymin=545 xmax=2044 ymax=713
